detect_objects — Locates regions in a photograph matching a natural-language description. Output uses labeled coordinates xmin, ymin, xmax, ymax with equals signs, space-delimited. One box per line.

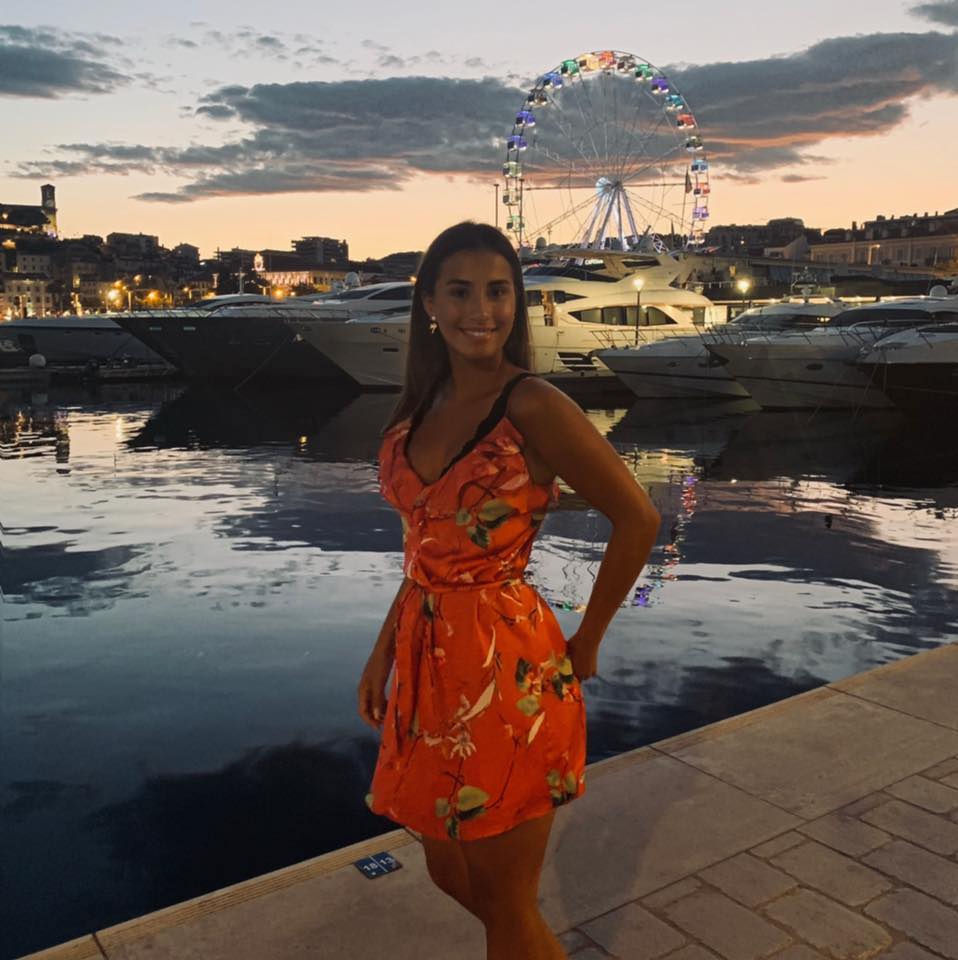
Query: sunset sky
xmin=2 ymin=0 xmax=957 ymax=259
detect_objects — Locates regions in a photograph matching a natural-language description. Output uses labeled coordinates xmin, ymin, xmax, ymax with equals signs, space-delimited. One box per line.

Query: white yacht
xmin=858 ymin=319 xmax=958 ymax=415
xmin=594 ymin=298 xmax=848 ymax=400
xmin=706 ymin=294 xmax=958 ymax=410
xmin=297 ymin=282 xmax=414 ymax=317
xmin=288 ymin=252 xmax=722 ymax=388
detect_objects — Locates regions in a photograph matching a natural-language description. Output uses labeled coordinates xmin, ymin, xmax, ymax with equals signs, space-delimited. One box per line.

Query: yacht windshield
xmin=729 ymin=312 xmax=834 ymax=331
xmin=523 ymin=265 xmax=618 ymax=283
xmin=830 ymin=307 xmax=958 ymax=327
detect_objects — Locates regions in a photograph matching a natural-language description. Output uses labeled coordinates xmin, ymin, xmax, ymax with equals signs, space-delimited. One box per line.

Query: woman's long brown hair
xmin=384 ymin=221 xmax=532 ymax=431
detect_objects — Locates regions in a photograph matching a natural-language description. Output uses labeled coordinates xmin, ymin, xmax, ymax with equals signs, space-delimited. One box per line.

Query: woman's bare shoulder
xmin=508 ymin=374 xmax=583 ymax=426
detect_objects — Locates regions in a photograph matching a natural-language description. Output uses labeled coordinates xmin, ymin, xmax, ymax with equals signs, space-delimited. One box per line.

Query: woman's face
xmin=423 ymin=249 xmax=517 ymax=364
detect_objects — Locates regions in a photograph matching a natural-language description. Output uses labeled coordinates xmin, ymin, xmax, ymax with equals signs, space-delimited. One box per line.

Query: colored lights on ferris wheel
xmin=504 ymin=50 xmax=711 ymax=253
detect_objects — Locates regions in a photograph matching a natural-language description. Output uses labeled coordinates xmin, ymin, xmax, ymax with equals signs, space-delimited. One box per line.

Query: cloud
xmin=12 ymin=76 xmax=519 ymax=202
xmin=671 ymin=30 xmax=958 ymax=172
xmin=911 ymin=0 xmax=958 ymax=27
xmin=781 ymin=173 xmax=827 ymax=183
xmin=0 ymin=24 xmax=128 ymax=98
xmin=10 ymin=28 xmax=958 ymax=204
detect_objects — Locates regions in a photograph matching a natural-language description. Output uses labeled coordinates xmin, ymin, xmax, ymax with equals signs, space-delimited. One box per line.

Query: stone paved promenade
xmin=22 ymin=642 xmax=958 ymax=960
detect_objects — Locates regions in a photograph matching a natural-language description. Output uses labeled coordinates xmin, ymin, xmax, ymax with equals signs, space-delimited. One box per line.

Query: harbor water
xmin=2 ymin=381 xmax=957 ymax=957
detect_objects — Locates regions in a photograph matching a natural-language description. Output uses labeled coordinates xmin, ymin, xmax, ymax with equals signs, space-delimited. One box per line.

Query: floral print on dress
xmin=366 ymin=414 xmax=587 ymax=841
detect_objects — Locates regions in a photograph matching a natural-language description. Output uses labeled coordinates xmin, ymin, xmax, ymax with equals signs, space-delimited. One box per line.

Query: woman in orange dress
xmin=358 ymin=222 xmax=660 ymax=960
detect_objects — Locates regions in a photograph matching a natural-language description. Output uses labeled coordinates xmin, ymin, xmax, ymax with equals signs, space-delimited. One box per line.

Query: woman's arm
xmin=509 ymin=379 xmax=661 ymax=679
xmin=357 ymin=576 xmax=413 ymax=729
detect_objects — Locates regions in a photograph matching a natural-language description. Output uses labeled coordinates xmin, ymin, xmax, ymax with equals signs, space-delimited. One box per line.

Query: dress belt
xmin=405 ymin=574 xmax=527 ymax=594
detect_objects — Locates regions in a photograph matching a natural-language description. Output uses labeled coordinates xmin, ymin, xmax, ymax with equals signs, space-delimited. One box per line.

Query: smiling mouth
xmin=461 ymin=328 xmax=497 ymax=337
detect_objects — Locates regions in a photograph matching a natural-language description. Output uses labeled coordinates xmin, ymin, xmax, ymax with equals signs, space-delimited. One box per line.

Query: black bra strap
xmin=440 ymin=372 xmax=535 ymax=478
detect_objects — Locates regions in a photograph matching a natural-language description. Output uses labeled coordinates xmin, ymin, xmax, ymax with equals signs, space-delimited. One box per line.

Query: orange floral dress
xmin=366 ymin=377 xmax=587 ymax=841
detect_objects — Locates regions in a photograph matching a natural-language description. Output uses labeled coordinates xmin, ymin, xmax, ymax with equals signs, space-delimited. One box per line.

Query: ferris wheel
xmin=502 ymin=51 xmax=711 ymax=254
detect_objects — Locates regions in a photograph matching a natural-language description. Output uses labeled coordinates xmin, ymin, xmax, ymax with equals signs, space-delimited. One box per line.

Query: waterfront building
xmin=809 ymin=209 xmax=958 ymax=274
xmin=0 ymin=273 xmax=55 ymax=319
xmin=253 ymin=250 xmax=349 ymax=292
xmin=0 ymin=184 xmax=58 ymax=238
xmin=705 ymin=218 xmax=822 ymax=259
xmin=292 ymin=236 xmax=348 ymax=264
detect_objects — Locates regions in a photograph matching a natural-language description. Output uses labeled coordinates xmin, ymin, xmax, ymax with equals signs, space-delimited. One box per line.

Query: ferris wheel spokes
xmin=503 ymin=50 xmax=711 ymax=252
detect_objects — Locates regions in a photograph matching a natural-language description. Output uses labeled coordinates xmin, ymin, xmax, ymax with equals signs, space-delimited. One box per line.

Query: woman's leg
xmin=421 ymin=832 xmax=480 ymax=919
xmin=460 ymin=810 xmax=566 ymax=960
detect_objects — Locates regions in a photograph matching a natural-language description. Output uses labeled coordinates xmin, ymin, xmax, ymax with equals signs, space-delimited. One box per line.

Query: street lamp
xmin=633 ymin=277 xmax=645 ymax=346
xmin=736 ymin=277 xmax=752 ymax=312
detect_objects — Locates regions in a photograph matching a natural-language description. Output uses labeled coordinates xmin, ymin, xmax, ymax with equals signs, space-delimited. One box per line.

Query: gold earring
xmin=428 ymin=317 xmax=438 ymax=334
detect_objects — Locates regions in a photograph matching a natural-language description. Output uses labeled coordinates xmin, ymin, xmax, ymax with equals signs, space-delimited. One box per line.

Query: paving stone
xmin=664 ymin=947 xmax=720 ymax=960
xmin=922 ymin=757 xmax=958 ymax=780
xmin=764 ymin=889 xmax=891 ymax=959
xmin=581 ymin=902 xmax=686 ymax=959
xmin=865 ymin=888 xmax=958 ymax=960
xmin=861 ymin=799 xmax=958 ymax=855
xmin=831 ymin=643 xmax=958 ymax=731
xmin=750 ymin=833 xmax=805 ymax=860
xmin=877 ymin=945 xmax=946 ymax=960
xmin=643 ymin=878 xmax=702 ymax=911
xmin=771 ymin=948 xmax=825 ymax=960
xmin=540 ymin=754 xmax=800 ymax=931
xmin=864 ymin=839 xmax=958 ymax=904
xmin=559 ymin=929 xmax=594 ymax=954
xmin=770 ymin=841 xmax=891 ymax=907
xmin=568 ymin=949 xmax=609 ymax=960
xmin=17 ymin=937 xmax=106 ymax=960
xmin=839 ymin=794 xmax=892 ymax=818
xmin=799 ymin=814 xmax=890 ymax=858
xmin=942 ymin=772 xmax=958 ymax=790
xmin=662 ymin=688 xmax=958 ymax=819
xmin=664 ymin=890 xmax=792 ymax=960
xmin=886 ymin=775 xmax=958 ymax=813
xmin=699 ymin=853 xmax=797 ymax=908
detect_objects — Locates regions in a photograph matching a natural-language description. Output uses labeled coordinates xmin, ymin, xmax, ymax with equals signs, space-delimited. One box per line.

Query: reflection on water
xmin=2 ymin=382 xmax=957 ymax=956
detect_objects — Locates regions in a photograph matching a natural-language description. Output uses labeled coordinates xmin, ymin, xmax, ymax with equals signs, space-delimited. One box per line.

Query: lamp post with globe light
xmin=736 ymin=277 xmax=752 ymax=312
xmin=633 ymin=277 xmax=645 ymax=346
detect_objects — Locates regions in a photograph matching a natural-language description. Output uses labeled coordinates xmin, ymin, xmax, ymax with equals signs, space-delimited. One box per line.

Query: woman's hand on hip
xmin=566 ymin=631 xmax=600 ymax=682
xmin=357 ymin=647 xmax=393 ymax=731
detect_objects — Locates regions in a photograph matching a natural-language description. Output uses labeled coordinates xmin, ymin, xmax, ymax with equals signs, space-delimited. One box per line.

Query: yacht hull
xmin=711 ymin=341 xmax=893 ymax=410
xmin=597 ymin=341 xmax=749 ymax=399
xmin=0 ymin=320 xmax=165 ymax=366
xmin=116 ymin=313 xmax=346 ymax=383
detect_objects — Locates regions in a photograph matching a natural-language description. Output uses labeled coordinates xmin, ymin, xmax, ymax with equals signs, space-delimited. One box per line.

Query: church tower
xmin=40 ymin=183 xmax=58 ymax=237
